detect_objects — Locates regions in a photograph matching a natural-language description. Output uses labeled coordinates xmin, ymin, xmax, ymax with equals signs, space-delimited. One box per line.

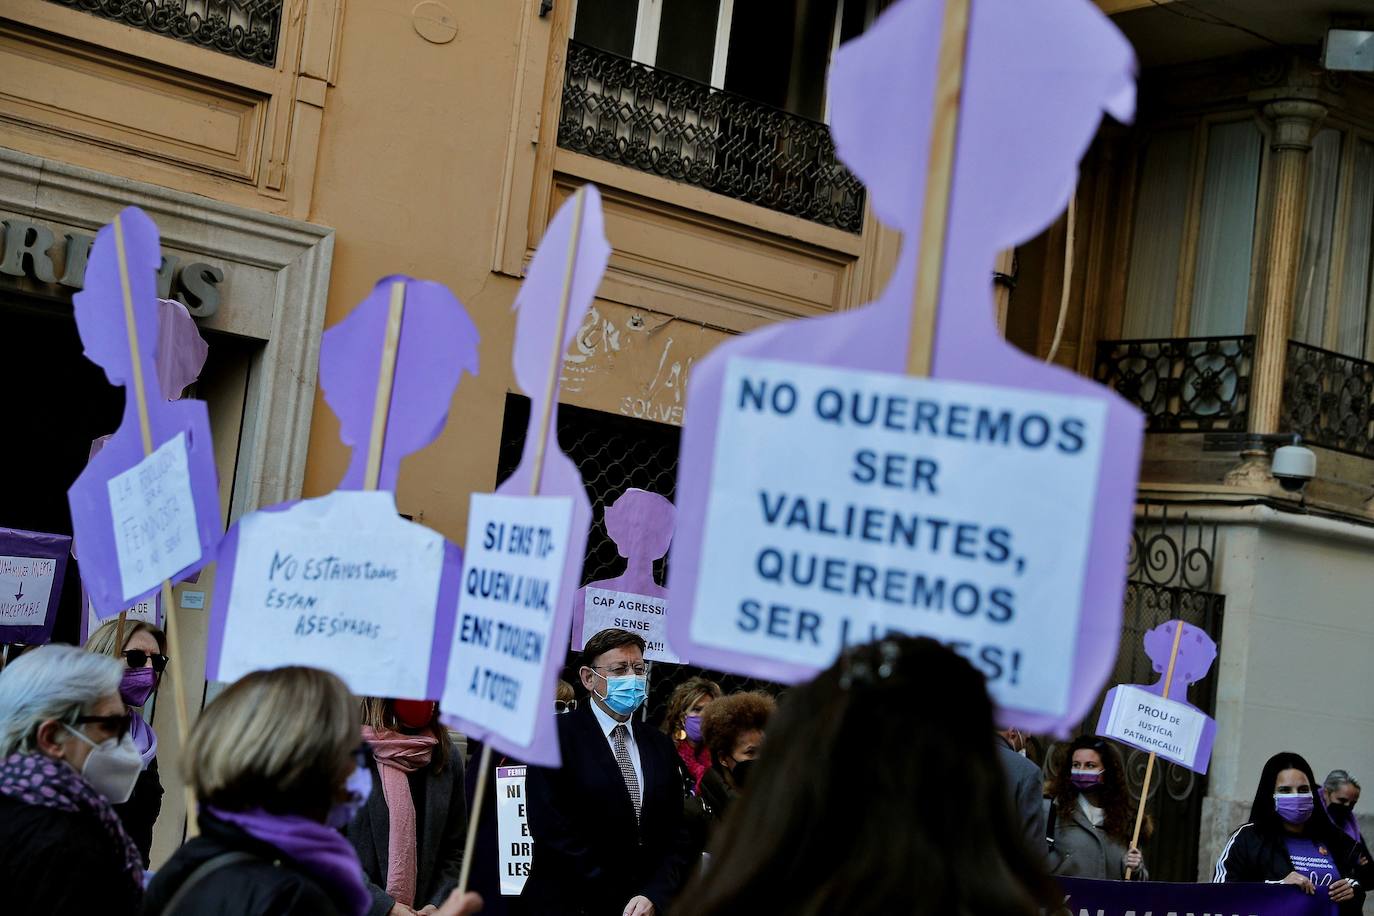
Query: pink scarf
xmin=361 ymin=726 xmax=437 ymax=907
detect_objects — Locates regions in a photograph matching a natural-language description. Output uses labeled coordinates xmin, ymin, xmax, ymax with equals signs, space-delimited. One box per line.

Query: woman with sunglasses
xmin=0 ymin=644 xmax=145 ymax=915
xmin=86 ymin=617 xmax=167 ymax=866
xmin=1044 ymin=735 xmax=1149 ymax=880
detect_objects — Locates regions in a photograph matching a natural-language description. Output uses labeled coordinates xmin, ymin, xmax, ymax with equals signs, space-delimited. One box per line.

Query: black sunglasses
xmin=555 ymin=699 xmax=578 ymax=714
xmin=123 ymin=649 xmax=169 ymax=673
xmin=75 ymin=713 xmax=133 ymax=741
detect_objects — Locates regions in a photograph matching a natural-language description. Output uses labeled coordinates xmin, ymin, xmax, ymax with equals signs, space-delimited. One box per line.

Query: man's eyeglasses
xmin=555 ymin=699 xmax=578 ymax=715
xmin=74 ymin=713 xmax=133 ymax=741
xmin=123 ymin=650 xmax=169 ymax=673
xmin=588 ymin=664 xmax=648 ymax=678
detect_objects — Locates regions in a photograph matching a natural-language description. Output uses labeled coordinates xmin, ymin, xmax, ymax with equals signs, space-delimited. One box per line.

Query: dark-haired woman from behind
xmin=674 ymin=637 xmax=1059 ymax=916
xmin=1214 ymin=751 xmax=1369 ymax=914
xmin=1044 ymin=736 xmax=1147 ymax=880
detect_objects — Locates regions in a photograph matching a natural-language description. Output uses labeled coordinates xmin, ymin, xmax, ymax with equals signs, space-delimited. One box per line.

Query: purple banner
xmin=1057 ymin=877 xmax=1337 ymax=916
xmin=0 ymin=528 xmax=72 ymax=645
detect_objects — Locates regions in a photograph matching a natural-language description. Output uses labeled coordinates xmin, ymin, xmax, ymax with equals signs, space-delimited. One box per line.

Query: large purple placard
xmin=1057 ymin=877 xmax=1337 ymax=916
xmin=66 ymin=207 xmax=222 ymax=617
xmin=666 ymin=0 xmax=1143 ymax=734
xmin=0 ymin=528 xmax=72 ymax=645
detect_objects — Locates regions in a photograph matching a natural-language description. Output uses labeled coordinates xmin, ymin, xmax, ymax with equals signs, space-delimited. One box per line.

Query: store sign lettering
xmin=0 ymin=218 xmax=223 ymax=318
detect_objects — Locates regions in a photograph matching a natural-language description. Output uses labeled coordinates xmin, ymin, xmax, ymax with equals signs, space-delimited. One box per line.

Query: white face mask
xmin=63 ymin=724 xmax=144 ymax=804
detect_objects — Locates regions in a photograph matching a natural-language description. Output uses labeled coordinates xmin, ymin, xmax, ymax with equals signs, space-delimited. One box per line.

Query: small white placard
xmin=179 ymin=590 xmax=206 ymax=610
xmin=442 ymin=493 xmax=573 ymax=747
xmin=1100 ymin=684 xmax=1207 ymax=769
xmin=216 ymin=490 xmax=445 ymax=699
xmin=107 ymin=432 xmax=201 ymax=601
xmin=86 ymin=596 xmax=158 ymax=637
xmin=692 ymin=357 xmax=1107 ymax=716
xmin=495 ymin=765 xmax=531 ymax=896
xmin=583 ymin=587 xmax=679 ymax=663
xmin=0 ymin=556 xmax=58 ymax=626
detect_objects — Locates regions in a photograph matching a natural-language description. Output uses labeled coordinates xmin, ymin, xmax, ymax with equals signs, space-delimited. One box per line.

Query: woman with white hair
xmin=0 ymin=643 xmax=145 ymax=915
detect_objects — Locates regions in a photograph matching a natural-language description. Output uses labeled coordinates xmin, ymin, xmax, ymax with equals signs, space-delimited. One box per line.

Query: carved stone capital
xmin=1262 ymin=100 xmax=1328 ymax=152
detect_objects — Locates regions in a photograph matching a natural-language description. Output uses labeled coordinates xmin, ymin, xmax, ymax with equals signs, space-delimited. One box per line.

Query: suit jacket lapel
xmin=581 ymin=703 xmax=639 ymax=818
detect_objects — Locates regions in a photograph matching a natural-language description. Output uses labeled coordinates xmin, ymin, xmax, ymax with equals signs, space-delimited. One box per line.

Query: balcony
xmin=1282 ymin=341 xmax=1374 ymax=459
xmin=557 ymin=40 xmax=866 ymax=233
xmin=44 ymin=0 xmax=282 ymax=66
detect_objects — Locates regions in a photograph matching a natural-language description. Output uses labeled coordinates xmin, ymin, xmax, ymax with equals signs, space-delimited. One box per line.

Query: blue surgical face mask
xmin=597 ymin=674 xmax=647 ymax=717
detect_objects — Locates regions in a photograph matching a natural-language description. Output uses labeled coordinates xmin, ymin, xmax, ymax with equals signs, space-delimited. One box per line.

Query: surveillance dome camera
xmin=1271 ymin=444 xmax=1316 ymax=492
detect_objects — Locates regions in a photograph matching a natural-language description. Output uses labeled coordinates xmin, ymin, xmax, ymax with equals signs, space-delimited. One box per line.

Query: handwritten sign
xmin=689 ymin=358 xmax=1104 ymax=717
xmin=0 ymin=528 xmax=72 ymax=645
xmin=81 ymin=592 xmax=159 ymax=645
xmin=442 ymin=494 xmax=573 ymax=748
xmin=583 ymin=587 xmax=678 ymax=663
xmin=210 ymin=490 xmax=447 ymax=699
xmin=107 ymin=432 xmax=201 ymax=602
xmin=495 ymin=765 xmax=531 ymax=896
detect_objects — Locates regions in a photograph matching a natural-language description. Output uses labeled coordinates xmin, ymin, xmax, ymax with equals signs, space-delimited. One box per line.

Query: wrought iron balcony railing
xmin=1282 ymin=340 xmax=1374 ymax=458
xmin=558 ymin=40 xmax=866 ymax=233
xmin=1095 ymin=335 xmax=1255 ymax=433
xmin=46 ymin=0 xmax=282 ymax=67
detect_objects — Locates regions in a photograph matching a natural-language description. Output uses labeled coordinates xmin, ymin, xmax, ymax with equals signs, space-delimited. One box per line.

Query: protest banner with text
xmin=0 ymin=528 xmax=71 ymax=645
xmin=1057 ymin=876 xmax=1337 ymax=916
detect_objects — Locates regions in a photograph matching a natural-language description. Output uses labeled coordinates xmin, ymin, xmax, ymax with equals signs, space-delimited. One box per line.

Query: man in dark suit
xmin=524 ymin=629 xmax=687 ymax=916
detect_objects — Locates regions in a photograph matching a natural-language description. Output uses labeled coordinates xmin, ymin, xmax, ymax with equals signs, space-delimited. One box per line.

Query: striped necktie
xmin=611 ymin=723 xmax=642 ymax=822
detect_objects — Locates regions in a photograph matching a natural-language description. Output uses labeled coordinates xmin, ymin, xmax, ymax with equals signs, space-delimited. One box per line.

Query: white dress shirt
xmin=590 ymin=699 xmax=644 ymax=792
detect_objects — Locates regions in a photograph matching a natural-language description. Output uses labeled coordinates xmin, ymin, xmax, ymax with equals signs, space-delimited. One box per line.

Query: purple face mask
xmin=1275 ymin=792 xmax=1314 ymax=825
xmin=684 ymin=714 xmax=703 ymax=744
xmin=1070 ymin=769 xmax=1103 ymax=790
xmin=119 ymin=667 xmax=157 ymax=708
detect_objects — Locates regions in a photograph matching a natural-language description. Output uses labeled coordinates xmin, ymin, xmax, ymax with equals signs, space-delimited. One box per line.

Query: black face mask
xmin=1328 ymin=802 xmax=1353 ymax=821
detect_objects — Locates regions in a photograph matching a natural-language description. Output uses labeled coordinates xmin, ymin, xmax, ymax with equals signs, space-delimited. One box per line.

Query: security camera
xmin=1271 ymin=444 xmax=1316 ymax=492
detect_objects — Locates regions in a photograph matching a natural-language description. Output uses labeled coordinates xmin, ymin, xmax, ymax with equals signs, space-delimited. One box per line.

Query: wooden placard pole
xmin=907 ymin=0 xmax=972 ymax=377
xmin=363 ymin=281 xmax=408 ymax=493
xmin=455 ymin=187 xmax=590 ymax=897
xmin=112 ymin=214 xmax=200 ymax=838
xmin=1123 ymin=617 xmax=1185 ymax=879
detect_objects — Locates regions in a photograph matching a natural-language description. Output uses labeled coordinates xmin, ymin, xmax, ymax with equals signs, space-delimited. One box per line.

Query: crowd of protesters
xmin=0 ymin=626 xmax=1368 ymax=916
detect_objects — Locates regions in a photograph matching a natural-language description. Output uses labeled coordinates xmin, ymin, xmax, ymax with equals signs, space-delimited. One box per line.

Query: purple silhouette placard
xmin=1096 ymin=620 xmax=1218 ymax=774
xmin=572 ymin=489 xmax=679 ymax=663
xmin=441 ymin=186 xmax=609 ymax=768
xmin=66 ymin=208 xmax=222 ymax=617
xmin=0 ymin=528 xmax=72 ymax=645
xmin=666 ymin=0 xmax=1143 ymax=733
xmin=206 ymin=277 xmax=478 ymax=702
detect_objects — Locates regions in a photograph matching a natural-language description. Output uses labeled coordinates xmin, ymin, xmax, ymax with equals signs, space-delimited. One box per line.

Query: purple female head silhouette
xmin=606 ymin=488 xmax=676 ymax=566
xmin=1142 ymin=619 xmax=1217 ymax=708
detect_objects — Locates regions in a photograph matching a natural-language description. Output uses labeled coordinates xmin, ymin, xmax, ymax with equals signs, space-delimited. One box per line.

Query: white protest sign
xmin=0 ymin=557 xmax=58 ymax=626
xmin=583 ymin=587 xmax=679 ymax=663
xmin=443 ymin=493 xmax=572 ymax=747
xmin=495 ymin=765 xmax=531 ymax=895
xmin=691 ymin=357 xmax=1106 ymax=717
xmin=214 ymin=490 xmax=445 ymax=699
xmin=87 ymin=596 xmax=158 ymax=635
xmin=1100 ymin=684 xmax=1208 ymax=771
xmin=107 ymin=432 xmax=201 ymax=601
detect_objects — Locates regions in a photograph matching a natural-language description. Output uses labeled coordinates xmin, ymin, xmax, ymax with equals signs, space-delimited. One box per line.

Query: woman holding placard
xmin=86 ymin=617 xmax=166 ymax=866
xmin=1213 ymin=751 xmax=1368 ymax=914
xmin=1044 ymin=736 xmax=1148 ymax=880
xmin=345 ymin=697 xmax=467 ymax=916
xmin=0 ymin=645 xmax=144 ymax=915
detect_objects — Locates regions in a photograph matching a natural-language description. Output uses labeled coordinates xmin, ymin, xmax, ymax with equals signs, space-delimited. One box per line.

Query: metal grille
xmin=558 ymin=40 xmax=866 ymax=233
xmin=1282 ymin=339 xmax=1374 ymax=458
xmin=1045 ymin=502 xmax=1225 ymax=882
xmin=1095 ymin=336 xmax=1254 ymax=433
xmin=47 ymin=0 xmax=282 ymax=67
xmin=495 ymin=396 xmax=780 ymax=726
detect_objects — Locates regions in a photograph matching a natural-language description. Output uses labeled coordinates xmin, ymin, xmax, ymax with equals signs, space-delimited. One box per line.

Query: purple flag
xmin=666 ymin=0 xmax=1143 ymax=735
xmin=1057 ymin=877 xmax=1337 ymax=916
xmin=441 ymin=186 xmax=610 ymax=767
xmin=0 ymin=528 xmax=72 ymax=645
xmin=66 ymin=207 xmax=222 ymax=618
xmin=206 ymin=277 xmax=478 ymax=702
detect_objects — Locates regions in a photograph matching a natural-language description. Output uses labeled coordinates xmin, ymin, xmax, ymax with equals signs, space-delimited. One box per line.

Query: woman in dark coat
xmin=86 ymin=617 xmax=167 ymax=866
xmin=1214 ymin=751 xmax=1369 ymax=915
xmin=0 ymin=645 xmax=145 ymax=916
xmin=346 ymin=697 xmax=467 ymax=916
xmin=698 ymin=691 xmax=774 ymax=824
xmin=1044 ymin=736 xmax=1148 ymax=880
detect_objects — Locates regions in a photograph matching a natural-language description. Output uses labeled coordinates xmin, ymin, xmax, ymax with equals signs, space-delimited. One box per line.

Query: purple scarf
xmin=0 ymin=752 xmax=144 ymax=892
xmin=205 ymin=806 xmax=370 ymax=916
xmin=129 ymin=710 xmax=157 ymax=767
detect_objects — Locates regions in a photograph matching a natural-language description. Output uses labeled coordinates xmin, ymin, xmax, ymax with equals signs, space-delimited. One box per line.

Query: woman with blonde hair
xmin=85 ymin=616 xmax=166 ymax=865
xmin=345 ymin=697 xmax=467 ymax=916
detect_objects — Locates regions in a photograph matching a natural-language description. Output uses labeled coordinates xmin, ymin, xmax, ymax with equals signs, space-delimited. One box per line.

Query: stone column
xmin=1249 ymin=99 xmax=1327 ymax=434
